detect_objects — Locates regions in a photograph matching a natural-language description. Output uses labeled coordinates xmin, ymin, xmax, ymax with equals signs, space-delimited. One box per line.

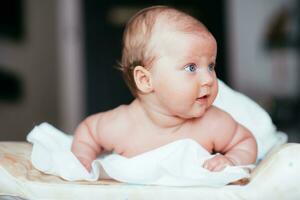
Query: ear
xmin=133 ymin=66 xmax=153 ymax=93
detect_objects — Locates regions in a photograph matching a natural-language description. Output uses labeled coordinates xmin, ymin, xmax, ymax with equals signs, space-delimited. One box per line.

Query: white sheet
xmin=27 ymin=123 xmax=253 ymax=187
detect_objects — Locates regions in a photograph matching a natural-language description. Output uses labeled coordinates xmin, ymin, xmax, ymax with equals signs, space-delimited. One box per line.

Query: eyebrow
xmin=178 ymin=55 xmax=216 ymax=65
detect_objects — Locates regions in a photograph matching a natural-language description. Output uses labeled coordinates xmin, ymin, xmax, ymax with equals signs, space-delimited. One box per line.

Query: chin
xmin=174 ymin=106 xmax=207 ymax=119
xmin=193 ymin=112 xmax=205 ymax=118
xmin=176 ymin=112 xmax=202 ymax=119
xmin=193 ymin=107 xmax=208 ymax=118
xmin=182 ymin=109 xmax=206 ymax=119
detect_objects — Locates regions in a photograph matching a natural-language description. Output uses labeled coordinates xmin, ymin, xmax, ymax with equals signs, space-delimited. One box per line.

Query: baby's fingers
xmin=211 ymin=163 xmax=227 ymax=171
xmin=78 ymin=157 xmax=92 ymax=172
xmin=203 ymin=155 xmax=233 ymax=171
xmin=203 ymin=159 xmax=220 ymax=171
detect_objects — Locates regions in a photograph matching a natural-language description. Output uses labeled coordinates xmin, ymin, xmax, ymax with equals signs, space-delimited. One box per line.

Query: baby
xmin=71 ymin=6 xmax=257 ymax=172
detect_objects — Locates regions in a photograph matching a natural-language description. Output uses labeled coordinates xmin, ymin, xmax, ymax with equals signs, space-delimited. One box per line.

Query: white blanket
xmin=27 ymin=122 xmax=253 ymax=187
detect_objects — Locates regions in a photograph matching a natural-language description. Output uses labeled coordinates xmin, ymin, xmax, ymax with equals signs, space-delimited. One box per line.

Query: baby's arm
xmin=71 ymin=114 xmax=103 ymax=171
xmin=222 ymin=124 xmax=257 ymax=165
xmin=203 ymin=109 xmax=257 ymax=171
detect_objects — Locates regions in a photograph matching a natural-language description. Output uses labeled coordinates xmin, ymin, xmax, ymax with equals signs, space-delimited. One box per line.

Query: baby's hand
xmin=77 ymin=156 xmax=92 ymax=172
xmin=203 ymin=154 xmax=234 ymax=171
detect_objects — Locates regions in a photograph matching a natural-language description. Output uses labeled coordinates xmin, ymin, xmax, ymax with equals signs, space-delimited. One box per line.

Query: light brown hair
xmin=120 ymin=5 xmax=208 ymax=96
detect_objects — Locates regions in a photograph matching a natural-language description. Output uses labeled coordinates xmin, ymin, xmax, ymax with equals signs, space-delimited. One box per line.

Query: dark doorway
xmin=83 ymin=0 xmax=227 ymax=115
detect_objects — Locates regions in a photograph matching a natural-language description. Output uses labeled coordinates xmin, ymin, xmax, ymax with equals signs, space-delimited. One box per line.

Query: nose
xmin=198 ymin=68 xmax=214 ymax=86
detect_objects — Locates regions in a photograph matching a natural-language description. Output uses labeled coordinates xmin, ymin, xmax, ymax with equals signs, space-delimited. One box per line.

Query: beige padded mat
xmin=1 ymin=142 xmax=300 ymax=200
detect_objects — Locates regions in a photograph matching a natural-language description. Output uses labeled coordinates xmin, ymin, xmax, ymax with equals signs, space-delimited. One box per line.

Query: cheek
xmin=157 ymin=76 xmax=196 ymax=98
xmin=156 ymin=78 xmax=198 ymax=111
xmin=209 ymin=79 xmax=219 ymax=103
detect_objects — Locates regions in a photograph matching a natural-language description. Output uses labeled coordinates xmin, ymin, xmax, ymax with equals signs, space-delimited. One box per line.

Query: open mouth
xmin=197 ymin=94 xmax=209 ymax=99
xmin=196 ymin=95 xmax=209 ymax=103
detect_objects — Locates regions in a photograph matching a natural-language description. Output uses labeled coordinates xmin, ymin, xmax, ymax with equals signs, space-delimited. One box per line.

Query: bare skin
xmin=72 ymin=99 xmax=256 ymax=172
xmin=72 ymin=20 xmax=257 ymax=173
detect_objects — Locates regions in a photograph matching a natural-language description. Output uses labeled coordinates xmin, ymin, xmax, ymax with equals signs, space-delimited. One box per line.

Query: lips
xmin=196 ymin=95 xmax=209 ymax=104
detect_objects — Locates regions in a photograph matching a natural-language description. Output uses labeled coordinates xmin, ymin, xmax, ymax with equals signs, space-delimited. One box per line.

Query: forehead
xmin=153 ymin=30 xmax=217 ymax=61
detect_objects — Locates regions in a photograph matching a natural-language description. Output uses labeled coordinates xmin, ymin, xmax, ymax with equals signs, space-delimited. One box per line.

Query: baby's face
xmin=149 ymin=30 xmax=218 ymax=119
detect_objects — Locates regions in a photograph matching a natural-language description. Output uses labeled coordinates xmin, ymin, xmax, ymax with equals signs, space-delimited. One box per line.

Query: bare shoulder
xmin=93 ymin=105 xmax=132 ymax=151
xmin=200 ymin=106 xmax=237 ymax=131
xmin=192 ymin=106 xmax=238 ymax=151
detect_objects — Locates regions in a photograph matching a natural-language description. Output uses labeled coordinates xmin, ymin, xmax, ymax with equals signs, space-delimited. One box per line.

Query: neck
xmin=130 ymin=98 xmax=186 ymax=131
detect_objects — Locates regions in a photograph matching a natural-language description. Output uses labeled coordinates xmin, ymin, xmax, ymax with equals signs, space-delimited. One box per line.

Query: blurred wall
xmin=227 ymin=0 xmax=299 ymax=102
xmin=0 ymin=0 xmax=59 ymax=140
xmin=0 ymin=0 xmax=84 ymax=140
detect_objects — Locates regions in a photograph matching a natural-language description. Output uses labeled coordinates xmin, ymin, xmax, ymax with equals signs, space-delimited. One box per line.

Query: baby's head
xmin=121 ymin=6 xmax=216 ymax=94
xmin=120 ymin=6 xmax=218 ymax=118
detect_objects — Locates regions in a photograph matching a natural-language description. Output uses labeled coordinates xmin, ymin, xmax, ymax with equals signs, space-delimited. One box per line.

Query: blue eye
xmin=208 ymin=63 xmax=215 ymax=71
xmin=184 ymin=63 xmax=197 ymax=73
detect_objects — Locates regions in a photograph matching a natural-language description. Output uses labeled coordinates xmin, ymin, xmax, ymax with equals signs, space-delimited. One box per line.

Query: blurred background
xmin=0 ymin=0 xmax=299 ymax=141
